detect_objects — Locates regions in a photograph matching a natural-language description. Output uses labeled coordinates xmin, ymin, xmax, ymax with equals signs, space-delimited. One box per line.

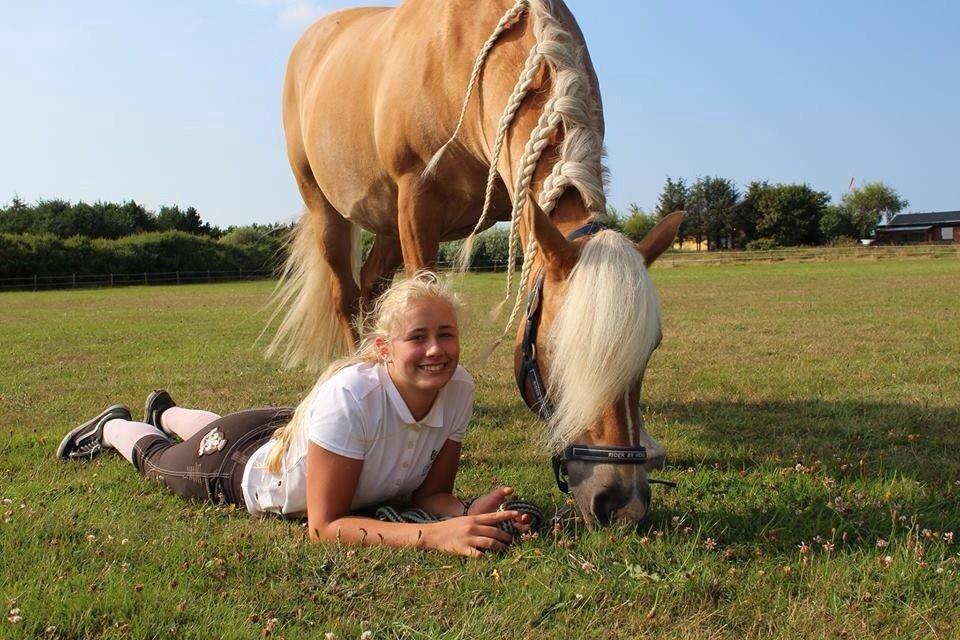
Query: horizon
xmin=2 ymin=1 xmax=958 ymax=227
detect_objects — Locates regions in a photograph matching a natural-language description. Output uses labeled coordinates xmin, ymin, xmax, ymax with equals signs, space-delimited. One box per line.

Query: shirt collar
xmin=378 ymin=364 xmax=446 ymax=428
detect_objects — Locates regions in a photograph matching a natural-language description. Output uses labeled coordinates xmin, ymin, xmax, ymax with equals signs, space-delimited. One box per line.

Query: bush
xmin=0 ymin=231 xmax=283 ymax=278
xmin=621 ymin=212 xmax=657 ymax=243
xmin=744 ymin=238 xmax=780 ymax=251
xmin=826 ymin=236 xmax=859 ymax=247
xmin=219 ymin=224 xmax=288 ymax=272
xmin=434 ymin=227 xmax=519 ymax=270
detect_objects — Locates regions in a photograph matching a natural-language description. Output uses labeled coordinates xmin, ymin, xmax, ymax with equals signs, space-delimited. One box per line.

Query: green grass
xmin=2 ymin=258 xmax=960 ymax=638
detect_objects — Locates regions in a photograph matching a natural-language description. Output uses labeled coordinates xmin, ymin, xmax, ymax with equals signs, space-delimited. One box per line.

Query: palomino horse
xmin=271 ymin=0 xmax=684 ymax=524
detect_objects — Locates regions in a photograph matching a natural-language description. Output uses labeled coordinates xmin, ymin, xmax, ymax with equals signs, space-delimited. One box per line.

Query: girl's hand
xmin=425 ymin=511 xmax=519 ymax=557
xmin=467 ymin=486 xmax=514 ymax=514
xmin=467 ymin=486 xmax=531 ymax=534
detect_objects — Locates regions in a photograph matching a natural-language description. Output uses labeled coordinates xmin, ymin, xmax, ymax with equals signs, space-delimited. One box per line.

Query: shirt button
xmin=402 ymin=462 xmax=410 ymax=469
xmin=406 ymin=441 xmax=413 ymax=449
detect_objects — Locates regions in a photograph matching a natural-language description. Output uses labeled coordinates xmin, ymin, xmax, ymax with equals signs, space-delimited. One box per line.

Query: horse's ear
xmin=636 ymin=211 xmax=685 ymax=265
xmin=530 ymin=199 xmax=577 ymax=278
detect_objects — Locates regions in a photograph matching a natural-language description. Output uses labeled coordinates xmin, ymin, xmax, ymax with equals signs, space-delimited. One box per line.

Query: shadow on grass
xmin=650 ymin=399 xmax=960 ymax=482
xmin=644 ymin=485 xmax=960 ymax=556
xmin=639 ymin=399 xmax=960 ymax=551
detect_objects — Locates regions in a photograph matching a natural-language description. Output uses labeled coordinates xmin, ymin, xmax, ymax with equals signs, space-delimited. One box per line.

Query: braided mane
xmin=424 ymin=0 xmax=608 ymax=348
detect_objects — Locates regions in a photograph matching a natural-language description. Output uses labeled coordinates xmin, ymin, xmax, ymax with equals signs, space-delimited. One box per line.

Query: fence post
xmin=207 ymin=269 xmax=211 ymax=283
xmin=34 ymin=274 xmax=38 ymax=291
xmin=239 ymin=267 xmax=243 ymax=281
xmin=144 ymin=272 xmax=148 ymax=286
xmin=72 ymin=273 xmax=76 ymax=288
xmin=176 ymin=271 xmax=180 ymax=285
xmin=109 ymin=273 xmax=113 ymax=287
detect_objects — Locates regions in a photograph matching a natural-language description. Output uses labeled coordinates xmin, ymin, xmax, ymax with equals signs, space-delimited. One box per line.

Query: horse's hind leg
xmin=309 ymin=193 xmax=361 ymax=345
xmin=360 ymin=234 xmax=403 ymax=309
xmin=268 ymin=166 xmax=361 ymax=370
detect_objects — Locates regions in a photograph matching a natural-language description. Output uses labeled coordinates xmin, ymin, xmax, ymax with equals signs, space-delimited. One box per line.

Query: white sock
xmin=103 ymin=419 xmax=166 ymax=464
xmin=160 ymin=407 xmax=221 ymax=440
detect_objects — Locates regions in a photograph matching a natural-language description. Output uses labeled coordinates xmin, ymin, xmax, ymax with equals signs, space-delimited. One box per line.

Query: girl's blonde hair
xmin=263 ymin=271 xmax=460 ymax=475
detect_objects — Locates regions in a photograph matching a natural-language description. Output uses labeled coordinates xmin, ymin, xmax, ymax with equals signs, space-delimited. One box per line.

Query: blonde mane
xmin=426 ymin=0 xmax=607 ymax=263
xmin=425 ymin=0 xmax=609 ymax=355
xmin=545 ymin=231 xmax=662 ymax=452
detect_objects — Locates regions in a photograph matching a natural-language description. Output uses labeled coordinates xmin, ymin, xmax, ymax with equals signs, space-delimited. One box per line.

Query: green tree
xmin=687 ymin=176 xmax=739 ymax=250
xmin=655 ymin=177 xmax=688 ymax=247
xmin=656 ymin=177 xmax=688 ymax=218
xmin=754 ymin=183 xmax=830 ymax=246
xmin=731 ymin=181 xmax=767 ymax=248
xmin=114 ymin=200 xmax=153 ymax=237
xmin=819 ymin=205 xmax=859 ymax=242
xmin=841 ymin=182 xmax=908 ymax=238
xmin=156 ymin=205 xmax=214 ymax=236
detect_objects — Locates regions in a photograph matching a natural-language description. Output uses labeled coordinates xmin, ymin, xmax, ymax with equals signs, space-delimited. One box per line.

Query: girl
xmin=57 ymin=272 xmax=528 ymax=556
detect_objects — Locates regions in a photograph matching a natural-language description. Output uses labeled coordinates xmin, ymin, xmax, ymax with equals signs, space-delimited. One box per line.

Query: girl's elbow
xmin=307 ymin=521 xmax=338 ymax=543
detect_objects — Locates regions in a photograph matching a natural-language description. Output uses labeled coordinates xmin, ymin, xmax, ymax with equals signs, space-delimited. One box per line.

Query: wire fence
xmin=0 ymin=269 xmax=275 ymax=292
xmin=0 ymin=261 xmax=518 ymax=292
xmin=657 ymin=243 xmax=959 ymax=268
xmin=1 ymin=245 xmax=955 ymax=292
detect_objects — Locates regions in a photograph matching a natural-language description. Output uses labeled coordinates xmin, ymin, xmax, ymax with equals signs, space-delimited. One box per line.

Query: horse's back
xmin=283 ymin=0 xmax=530 ymax=234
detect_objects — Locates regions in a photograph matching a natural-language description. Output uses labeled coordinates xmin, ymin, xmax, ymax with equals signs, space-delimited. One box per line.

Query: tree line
xmin=0 ymin=196 xmax=225 ymax=239
xmin=605 ymin=178 xmax=909 ymax=250
xmin=0 ymin=177 xmax=912 ymax=279
xmin=0 ymin=197 xmax=292 ymax=279
xmin=0 ymin=197 xmax=521 ymax=278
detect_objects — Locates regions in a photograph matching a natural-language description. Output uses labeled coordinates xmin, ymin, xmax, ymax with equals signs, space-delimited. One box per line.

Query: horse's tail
xmin=262 ymin=210 xmax=360 ymax=372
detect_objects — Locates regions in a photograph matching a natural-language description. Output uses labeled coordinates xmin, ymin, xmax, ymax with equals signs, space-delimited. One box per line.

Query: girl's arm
xmin=305 ymin=442 xmax=515 ymax=556
xmin=412 ymin=440 xmax=532 ymax=529
xmin=410 ymin=439 xmax=470 ymax=516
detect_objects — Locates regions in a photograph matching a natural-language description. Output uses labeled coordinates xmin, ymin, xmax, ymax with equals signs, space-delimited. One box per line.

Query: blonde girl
xmin=58 ymin=272 xmax=527 ymax=556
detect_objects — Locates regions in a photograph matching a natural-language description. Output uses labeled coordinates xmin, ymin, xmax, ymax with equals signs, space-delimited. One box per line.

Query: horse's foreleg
xmin=360 ymin=234 xmax=403 ymax=309
xmin=396 ymin=175 xmax=443 ymax=273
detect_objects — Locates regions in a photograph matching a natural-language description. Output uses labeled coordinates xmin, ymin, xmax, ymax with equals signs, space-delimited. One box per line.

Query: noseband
xmin=515 ymin=221 xmax=676 ymax=494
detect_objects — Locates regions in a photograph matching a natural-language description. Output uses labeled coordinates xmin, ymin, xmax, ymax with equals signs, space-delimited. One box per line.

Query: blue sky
xmin=1 ymin=1 xmax=957 ymax=227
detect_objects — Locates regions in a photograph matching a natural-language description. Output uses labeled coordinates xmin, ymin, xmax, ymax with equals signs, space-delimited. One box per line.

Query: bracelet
xmin=459 ymin=498 xmax=474 ymax=516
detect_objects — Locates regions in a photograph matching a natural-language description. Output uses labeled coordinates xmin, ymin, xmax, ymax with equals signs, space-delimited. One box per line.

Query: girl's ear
xmin=374 ymin=336 xmax=391 ymax=362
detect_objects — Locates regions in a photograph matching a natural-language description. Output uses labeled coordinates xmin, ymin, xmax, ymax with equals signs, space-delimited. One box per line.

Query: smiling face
xmin=382 ymin=297 xmax=460 ymax=416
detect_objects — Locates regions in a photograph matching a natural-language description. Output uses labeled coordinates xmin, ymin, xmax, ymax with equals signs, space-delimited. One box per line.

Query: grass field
xmin=2 ymin=257 xmax=959 ymax=639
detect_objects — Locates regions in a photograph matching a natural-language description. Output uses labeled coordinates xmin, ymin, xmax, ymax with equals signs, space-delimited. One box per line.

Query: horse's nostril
xmin=591 ymin=489 xmax=627 ymax=525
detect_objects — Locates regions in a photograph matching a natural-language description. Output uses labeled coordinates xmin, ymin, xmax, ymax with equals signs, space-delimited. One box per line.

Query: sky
xmin=1 ymin=1 xmax=958 ymax=228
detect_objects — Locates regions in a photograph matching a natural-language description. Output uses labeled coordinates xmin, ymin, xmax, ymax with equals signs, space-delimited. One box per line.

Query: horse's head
xmin=515 ymin=206 xmax=684 ymax=524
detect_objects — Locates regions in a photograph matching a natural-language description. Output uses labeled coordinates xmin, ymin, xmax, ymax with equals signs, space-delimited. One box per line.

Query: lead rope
xmin=375 ymin=500 xmax=544 ymax=540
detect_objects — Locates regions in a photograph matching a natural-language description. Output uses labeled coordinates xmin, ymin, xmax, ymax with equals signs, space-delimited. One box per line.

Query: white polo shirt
xmin=242 ymin=361 xmax=474 ymax=517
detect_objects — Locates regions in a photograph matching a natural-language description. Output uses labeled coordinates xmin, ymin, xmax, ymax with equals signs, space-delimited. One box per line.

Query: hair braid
xmin=421 ymin=0 xmax=530 ymax=181
xmin=455 ymin=43 xmax=544 ymax=271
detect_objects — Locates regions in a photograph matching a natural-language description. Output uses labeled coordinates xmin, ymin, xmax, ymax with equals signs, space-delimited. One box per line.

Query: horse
xmin=270 ymin=0 xmax=684 ymax=524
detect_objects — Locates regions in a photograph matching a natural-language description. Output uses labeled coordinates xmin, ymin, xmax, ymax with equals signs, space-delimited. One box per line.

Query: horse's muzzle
xmin=590 ymin=482 xmax=651 ymax=525
xmin=567 ymin=460 xmax=653 ymax=525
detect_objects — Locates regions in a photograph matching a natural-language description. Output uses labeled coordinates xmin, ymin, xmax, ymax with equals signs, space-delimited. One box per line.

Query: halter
xmin=515 ymin=221 xmax=676 ymax=494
